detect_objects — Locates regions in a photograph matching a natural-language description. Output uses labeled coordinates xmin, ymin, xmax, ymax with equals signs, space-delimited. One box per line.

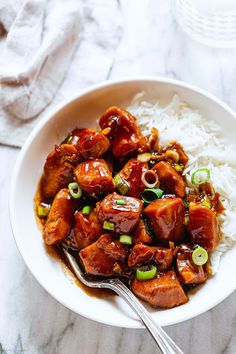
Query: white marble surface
xmin=1 ymin=0 xmax=236 ymax=353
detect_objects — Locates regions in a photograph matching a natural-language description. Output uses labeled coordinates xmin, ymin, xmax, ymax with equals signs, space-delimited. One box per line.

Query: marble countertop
xmin=1 ymin=1 xmax=236 ymax=353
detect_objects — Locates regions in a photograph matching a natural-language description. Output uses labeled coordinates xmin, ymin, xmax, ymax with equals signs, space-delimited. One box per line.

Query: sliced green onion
xmin=113 ymin=174 xmax=130 ymax=195
xmin=191 ymin=168 xmax=210 ymax=185
xmin=37 ymin=205 xmax=50 ymax=217
xmin=120 ymin=235 xmax=132 ymax=245
xmin=141 ymin=188 xmax=163 ymax=203
xmin=136 ymin=265 xmax=157 ymax=281
xmin=103 ymin=221 xmax=115 ymax=231
xmin=67 ymin=136 xmax=72 ymax=144
xmin=201 ymin=195 xmax=211 ymax=209
xmin=116 ymin=199 xmax=126 ymax=205
xmin=68 ymin=182 xmax=82 ymax=199
xmin=174 ymin=164 xmax=183 ymax=173
xmin=183 ymin=200 xmax=188 ymax=209
xmin=82 ymin=206 xmax=91 ymax=215
xmin=192 ymin=247 xmax=208 ymax=266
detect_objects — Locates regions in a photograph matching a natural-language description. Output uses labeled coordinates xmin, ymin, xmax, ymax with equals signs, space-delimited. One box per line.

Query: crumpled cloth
xmin=0 ymin=0 xmax=123 ymax=147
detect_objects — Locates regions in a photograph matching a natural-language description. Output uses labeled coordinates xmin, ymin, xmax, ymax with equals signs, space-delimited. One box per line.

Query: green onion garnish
xmin=37 ymin=205 xmax=50 ymax=217
xmin=201 ymin=195 xmax=211 ymax=209
xmin=68 ymin=182 xmax=82 ymax=199
xmin=82 ymin=206 xmax=91 ymax=215
xmin=113 ymin=174 xmax=130 ymax=195
xmin=120 ymin=235 xmax=132 ymax=245
xmin=141 ymin=188 xmax=163 ymax=203
xmin=183 ymin=200 xmax=188 ymax=209
xmin=192 ymin=247 xmax=208 ymax=266
xmin=136 ymin=265 xmax=157 ymax=281
xmin=67 ymin=136 xmax=72 ymax=144
xmin=116 ymin=200 xmax=126 ymax=205
xmin=191 ymin=168 xmax=210 ymax=185
xmin=103 ymin=221 xmax=115 ymax=231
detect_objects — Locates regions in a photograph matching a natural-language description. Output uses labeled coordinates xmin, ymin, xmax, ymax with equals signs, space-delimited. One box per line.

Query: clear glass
xmin=174 ymin=0 xmax=236 ymax=48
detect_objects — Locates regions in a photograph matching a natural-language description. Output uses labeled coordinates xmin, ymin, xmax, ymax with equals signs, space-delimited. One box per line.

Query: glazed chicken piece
xmin=132 ymin=219 xmax=152 ymax=245
xmin=188 ymin=203 xmax=220 ymax=252
xmin=69 ymin=128 xmax=110 ymax=159
xmin=154 ymin=247 xmax=174 ymax=272
xmin=131 ymin=271 xmax=188 ymax=308
xmin=75 ymin=159 xmax=114 ymax=197
xmin=43 ymin=189 xmax=78 ymax=245
xmin=166 ymin=142 xmax=189 ymax=165
xmin=79 ymin=234 xmax=128 ymax=276
xmin=118 ymin=158 xmax=148 ymax=198
xmin=152 ymin=161 xmax=186 ymax=198
xmin=73 ymin=209 xmax=103 ymax=250
xmin=99 ymin=106 xmax=147 ymax=158
xmin=128 ymin=244 xmax=174 ymax=271
xmin=96 ymin=193 xmax=143 ymax=234
xmin=41 ymin=144 xmax=79 ymax=201
xmin=128 ymin=244 xmax=157 ymax=267
xmin=176 ymin=245 xmax=207 ymax=284
xmin=144 ymin=197 xmax=185 ymax=243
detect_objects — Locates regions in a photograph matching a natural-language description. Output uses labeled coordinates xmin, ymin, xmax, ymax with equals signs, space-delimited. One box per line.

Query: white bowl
xmin=10 ymin=77 xmax=236 ymax=328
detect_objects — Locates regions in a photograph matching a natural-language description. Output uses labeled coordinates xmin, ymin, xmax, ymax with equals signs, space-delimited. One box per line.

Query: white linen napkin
xmin=0 ymin=0 xmax=123 ymax=147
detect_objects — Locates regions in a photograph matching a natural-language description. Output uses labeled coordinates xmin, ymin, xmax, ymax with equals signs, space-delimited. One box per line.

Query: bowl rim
xmin=9 ymin=76 xmax=236 ymax=328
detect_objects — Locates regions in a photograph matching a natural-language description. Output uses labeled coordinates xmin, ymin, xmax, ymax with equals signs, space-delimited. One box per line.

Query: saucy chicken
xmin=36 ymin=106 xmax=224 ymax=309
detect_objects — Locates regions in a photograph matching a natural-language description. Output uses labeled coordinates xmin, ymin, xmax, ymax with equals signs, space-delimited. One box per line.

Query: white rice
xmin=127 ymin=93 xmax=236 ymax=273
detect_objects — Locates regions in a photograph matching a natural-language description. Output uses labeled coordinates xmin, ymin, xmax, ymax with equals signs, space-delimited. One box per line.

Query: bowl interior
xmin=10 ymin=79 xmax=236 ymax=328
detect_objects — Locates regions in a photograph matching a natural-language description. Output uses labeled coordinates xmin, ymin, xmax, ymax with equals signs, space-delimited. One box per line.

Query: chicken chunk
xmin=43 ymin=189 xmax=78 ymax=245
xmin=152 ymin=161 xmax=186 ymax=198
xmin=69 ymin=128 xmax=110 ymax=159
xmin=75 ymin=159 xmax=114 ymax=197
xmin=128 ymin=244 xmax=174 ymax=271
xmin=144 ymin=198 xmax=185 ymax=243
xmin=73 ymin=209 xmax=103 ymax=250
xmin=128 ymin=244 xmax=157 ymax=267
xmin=79 ymin=234 xmax=128 ymax=276
xmin=176 ymin=247 xmax=207 ymax=284
xmin=99 ymin=106 xmax=147 ymax=158
xmin=132 ymin=219 xmax=152 ymax=245
xmin=166 ymin=142 xmax=189 ymax=165
xmin=154 ymin=248 xmax=174 ymax=272
xmin=96 ymin=193 xmax=143 ymax=234
xmin=41 ymin=144 xmax=79 ymax=201
xmin=188 ymin=203 xmax=220 ymax=251
xmin=131 ymin=271 xmax=188 ymax=308
xmin=118 ymin=158 xmax=148 ymax=198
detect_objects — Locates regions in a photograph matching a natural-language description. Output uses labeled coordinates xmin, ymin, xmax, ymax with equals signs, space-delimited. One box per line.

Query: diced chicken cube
xmin=176 ymin=251 xmax=207 ymax=284
xmin=73 ymin=209 xmax=103 ymax=250
xmin=128 ymin=244 xmax=157 ymax=267
xmin=96 ymin=193 xmax=143 ymax=234
xmin=152 ymin=161 xmax=186 ymax=198
xmin=75 ymin=159 xmax=114 ymax=197
xmin=132 ymin=219 xmax=152 ymax=245
xmin=154 ymin=247 xmax=174 ymax=272
xmin=69 ymin=128 xmax=110 ymax=159
xmin=79 ymin=234 xmax=128 ymax=276
xmin=131 ymin=271 xmax=188 ymax=308
xmin=43 ymin=189 xmax=78 ymax=245
xmin=128 ymin=244 xmax=174 ymax=271
xmin=118 ymin=158 xmax=148 ymax=198
xmin=144 ymin=198 xmax=185 ymax=243
xmin=188 ymin=203 xmax=220 ymax=251
xmin=41 ymin=144 xmax=79 ymax=201
xmin=99 ymin=106 xmax=147 ymax=158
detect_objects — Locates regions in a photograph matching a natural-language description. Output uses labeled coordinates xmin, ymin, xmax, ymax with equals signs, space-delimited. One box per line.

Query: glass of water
xmin=174 ymin=0 xmax=236 ymax=48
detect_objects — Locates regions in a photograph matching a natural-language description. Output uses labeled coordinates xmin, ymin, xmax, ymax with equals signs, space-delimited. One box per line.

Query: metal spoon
xmin=63 ymin=248 xmax=184 ymax=354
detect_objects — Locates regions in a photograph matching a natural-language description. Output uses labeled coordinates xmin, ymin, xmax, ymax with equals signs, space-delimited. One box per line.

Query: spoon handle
xmin=106 ymin=279 xmax=185 ymax=354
